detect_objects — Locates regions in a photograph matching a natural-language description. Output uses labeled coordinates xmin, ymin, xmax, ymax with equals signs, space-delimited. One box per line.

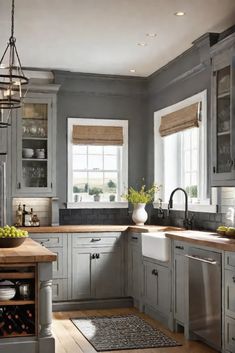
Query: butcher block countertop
xmin=165 ymin=230 xmax=235 ymax=251
xmin=22 ymin=225 xmax=183 ymax=233
xmin=0 ymin=238 xmax=57 ymax=264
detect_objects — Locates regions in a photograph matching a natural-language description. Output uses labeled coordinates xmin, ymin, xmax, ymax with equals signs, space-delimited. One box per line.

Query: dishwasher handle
xmin=185 ymin=254 xmax=218 ymax=265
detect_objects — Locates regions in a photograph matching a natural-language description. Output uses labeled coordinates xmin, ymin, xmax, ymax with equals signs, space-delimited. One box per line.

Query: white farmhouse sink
xmin=141 ymin=232 xmax=170 ymax=262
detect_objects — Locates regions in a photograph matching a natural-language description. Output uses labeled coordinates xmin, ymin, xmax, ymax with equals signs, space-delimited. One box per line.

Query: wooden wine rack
xmin=0 ymin=263 xmax=38 ymax=338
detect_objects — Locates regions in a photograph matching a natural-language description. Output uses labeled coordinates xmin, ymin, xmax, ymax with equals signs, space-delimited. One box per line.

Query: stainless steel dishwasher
xmin=186 ymin=247 xmax=221 ymax=351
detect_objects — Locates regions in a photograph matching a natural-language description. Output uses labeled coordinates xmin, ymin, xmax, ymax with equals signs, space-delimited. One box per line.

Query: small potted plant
xmin=89 ymin=187 xmax=103 ymax=202
xmin=107 ymin=180 xmax=116 ymax=202
xmin=123 ymin=183 xmax=160 ymax=225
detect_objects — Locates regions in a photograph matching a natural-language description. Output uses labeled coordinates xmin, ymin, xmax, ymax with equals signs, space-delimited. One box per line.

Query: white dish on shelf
xmin=0 ymin=286 xmax=16 ymax=300
xmin=22 ymin=148 xmax=34 ymax=158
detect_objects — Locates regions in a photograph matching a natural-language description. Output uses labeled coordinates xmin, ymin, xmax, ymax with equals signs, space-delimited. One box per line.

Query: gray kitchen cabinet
xmin=71 ymin=247 xmax=94 ymax=299
xmin=173 ymin=241 xmax=188 ymax=326
xmin=127 ymin=232 xmax=143 ymax=308
xmin=211 ymin=33 xmax=235 ymax=186
xmin=225 ymin=269 xmax=235 ymax=319
xmin=11 ymin=86 xmax=59 ymax=196
xmin=143 ymin=259 xmax=170 ymax=318
xmin=71 ymin=233 xmax=124 ymax=300
xmin=225 ymin=316 xmax=235 ymax=353
xmin=30 ymin=233 xmax=68 ymax=301
xmin=0 ymin=127 xmax=7 ymax=154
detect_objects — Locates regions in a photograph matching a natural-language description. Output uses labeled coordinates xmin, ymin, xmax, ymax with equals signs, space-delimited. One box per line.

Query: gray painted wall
xmin=53 ymin=71 xmax=148 ymax=209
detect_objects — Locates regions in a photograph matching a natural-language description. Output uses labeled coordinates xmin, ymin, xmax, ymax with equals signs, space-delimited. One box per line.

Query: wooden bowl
xmin=0 ymin=237 xmax=26 ymax=248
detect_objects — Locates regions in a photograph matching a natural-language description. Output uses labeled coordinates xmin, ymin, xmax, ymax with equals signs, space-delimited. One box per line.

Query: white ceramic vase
xmin=132 ymin=203 xmax=148 ymax=225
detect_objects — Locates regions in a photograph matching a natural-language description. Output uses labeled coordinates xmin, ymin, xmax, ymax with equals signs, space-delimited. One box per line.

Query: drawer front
xmin=72 ymin=233 xmax=122 ymax=247
xmin=174 ymin=241 xmax=187 ymax=254
xmin=225 ymin=270 xmax=235 ymax=318
xmin=129 ymin=232 xmax=141 ymax=245
xmin=225 ymin=252 xmax=235 ymax=270
xmin=30 ymin=233 xmax=65 ymax=247
xmin=225 ymin=316 xmax=235 ymax=352
xmin=52 ymin=279 xmax=68 ymax=301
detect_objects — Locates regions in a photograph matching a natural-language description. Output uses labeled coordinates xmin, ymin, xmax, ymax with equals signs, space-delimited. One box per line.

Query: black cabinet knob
xmin=152 ymin=269 xmax=158 ymax=276
xmin=96 ymin=253 xmax=100 ymax=259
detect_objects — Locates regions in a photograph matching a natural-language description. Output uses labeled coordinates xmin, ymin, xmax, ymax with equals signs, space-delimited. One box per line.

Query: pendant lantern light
xmin=0 ymin=0 xmax=28 ymax=127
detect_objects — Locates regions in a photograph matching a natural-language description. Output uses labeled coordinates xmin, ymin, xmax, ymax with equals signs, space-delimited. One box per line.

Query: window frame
xmin=67 ymin=117 xmax=128 ymax=208
xmin=153 ymin=90 xmax=217 ymax=213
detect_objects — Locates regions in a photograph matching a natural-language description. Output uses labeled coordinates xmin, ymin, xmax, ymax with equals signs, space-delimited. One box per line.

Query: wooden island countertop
xmin=0 ymin=238 xmax=57 ymax=263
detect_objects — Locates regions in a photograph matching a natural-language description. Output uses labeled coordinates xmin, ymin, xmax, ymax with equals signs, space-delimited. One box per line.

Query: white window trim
xmin=153 ymin=90 xmax=217 ymax=213
xmin=67 ymin=117 xmax=128 ymax=208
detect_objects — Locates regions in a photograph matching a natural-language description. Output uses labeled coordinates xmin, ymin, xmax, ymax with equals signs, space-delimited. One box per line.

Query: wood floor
xmin=52 ymin=308 xmax=217 ymax=353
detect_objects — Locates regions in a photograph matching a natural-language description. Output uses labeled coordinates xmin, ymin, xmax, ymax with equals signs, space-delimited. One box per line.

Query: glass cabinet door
xmin=14 ymin=95 xmax=54 ymax=195
xmin=215 ymin=65 xmax=233 ymax=175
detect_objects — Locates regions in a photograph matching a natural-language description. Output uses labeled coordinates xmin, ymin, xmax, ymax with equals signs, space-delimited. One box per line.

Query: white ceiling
xmin=0 ymin=0 xmax=235 ymax=77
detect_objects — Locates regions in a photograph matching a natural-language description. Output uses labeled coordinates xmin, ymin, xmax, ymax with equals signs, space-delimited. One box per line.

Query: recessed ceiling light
xmin=130 ymin=69 xmax=136 ymax=73
xmin=174 ymin=11 xmax=185 ymax=16
xmin=146 ymin=33 xmax=157 ymax=38
xmin=137 ymin=42 xmax=147 ymax=47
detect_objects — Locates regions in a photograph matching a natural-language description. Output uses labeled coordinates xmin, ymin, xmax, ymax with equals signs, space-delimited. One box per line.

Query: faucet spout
xmin=168 ymin=187 xmax=191 ymax=228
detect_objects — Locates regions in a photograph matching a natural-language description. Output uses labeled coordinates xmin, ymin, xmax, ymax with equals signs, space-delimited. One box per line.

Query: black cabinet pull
xmin=17 ymin=182 xmax=21 ymax=189
xmin=152 ymin=269 xmax=158 ymax=276
xmin=91 ymin=238 xmax=101 ymax=242
xmin=232 ymin=337 xmax=235 ymax=341
xmin=213 ymin=166 xmax=216 ymax=174
xmin=91 ymin=254 xmax=96 ymax=259
xmin=131 ymin=236 xmax=138 ymax=240
xmin=96 ymin=253 xmax=100 ymax=259
xmin=40 ymin=239 xmax=50 ymax=247
xmin=175 ymin=245 xmax=184 ymax=250
xmin=232 ymin=276 xmax=235 ymax=283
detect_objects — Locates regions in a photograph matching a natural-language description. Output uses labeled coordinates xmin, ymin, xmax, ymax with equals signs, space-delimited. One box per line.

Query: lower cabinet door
xmin=71 ymin=249 xmax=94 ymax=300
xmin=144 ymin=261 xmax=158 ymax=308
xmin=225 ymin=270 xmax=235 ymax=318
xmin=144 ymin=261 xmax=170 ymax=316
xmin=225 ymin=316 xmax=235 ymax=352
xmin=52 ymin=279 xmax=68 ymax=301
xmin=94 ymin=247 xmax=123 ymax=298
xmin=174 ymin=253 xmax=185 ymax=323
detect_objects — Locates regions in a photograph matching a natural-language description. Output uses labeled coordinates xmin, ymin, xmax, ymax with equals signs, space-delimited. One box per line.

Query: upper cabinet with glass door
xmin=211 ymin=33 xmax=235 ymax=186
xmin=12 ymin=86 xmax=59 ymax=196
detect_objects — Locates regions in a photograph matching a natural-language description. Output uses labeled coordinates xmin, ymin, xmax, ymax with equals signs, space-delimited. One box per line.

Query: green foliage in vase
xmin=123 ymin=183 xmax=160 ymax=205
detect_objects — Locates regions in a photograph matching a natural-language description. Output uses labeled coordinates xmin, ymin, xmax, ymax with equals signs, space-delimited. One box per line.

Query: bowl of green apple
xmin=0 ymin=225 xmax=28 ymax=248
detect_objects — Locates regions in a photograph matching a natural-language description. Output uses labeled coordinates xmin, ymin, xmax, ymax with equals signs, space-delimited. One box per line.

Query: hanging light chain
xmin=11 ymin=0 xmax=15 ymax=39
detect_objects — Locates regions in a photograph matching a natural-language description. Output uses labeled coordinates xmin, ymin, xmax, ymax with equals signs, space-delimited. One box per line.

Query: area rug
xmin=71 ymin=314 xmax=181 ymax=351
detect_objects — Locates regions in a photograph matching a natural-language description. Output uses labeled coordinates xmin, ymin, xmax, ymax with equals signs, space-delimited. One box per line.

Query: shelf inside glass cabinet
xmin=22 ymin=160 xmax=48 ymax=188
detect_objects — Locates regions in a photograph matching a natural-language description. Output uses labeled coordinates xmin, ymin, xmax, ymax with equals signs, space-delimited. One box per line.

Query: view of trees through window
xmin=72 ymin=145 xmax=121 ymax=202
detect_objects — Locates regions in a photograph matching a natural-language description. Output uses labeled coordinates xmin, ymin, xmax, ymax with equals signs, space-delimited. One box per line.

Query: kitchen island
xmin=0 ymin=238 xmax=57 ymax=353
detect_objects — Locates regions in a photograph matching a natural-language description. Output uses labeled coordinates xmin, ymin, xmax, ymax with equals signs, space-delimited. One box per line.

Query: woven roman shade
xmin=72 ymin=125 xmax=124 ymax=145
xmin=159 ymin=102 xmax=200 ymax=137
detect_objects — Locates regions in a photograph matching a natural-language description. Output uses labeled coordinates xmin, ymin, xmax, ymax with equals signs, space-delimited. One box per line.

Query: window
xmin=67 ymin=118 xmax=128 ymax=208
xmin=154 ymin=90 xmax=216 ymax=212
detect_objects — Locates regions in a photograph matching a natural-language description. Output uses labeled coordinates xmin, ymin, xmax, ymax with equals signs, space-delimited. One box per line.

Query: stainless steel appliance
xmin=186 ymin=247 xmax=221 ymax=351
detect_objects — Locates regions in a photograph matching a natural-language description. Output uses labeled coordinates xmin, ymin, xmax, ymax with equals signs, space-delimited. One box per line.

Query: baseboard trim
xmin=144 ymin=304 xmax=170 ymax=330
xmin=52 ymin=297 xmax=133 ymax=312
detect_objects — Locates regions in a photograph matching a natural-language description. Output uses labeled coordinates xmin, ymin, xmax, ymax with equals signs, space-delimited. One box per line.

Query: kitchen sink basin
xmin=141 ymin=232 xmax=170 ymax=262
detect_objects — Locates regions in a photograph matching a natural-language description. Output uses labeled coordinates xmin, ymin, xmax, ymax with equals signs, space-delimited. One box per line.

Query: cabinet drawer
xmin=225 ymin=316 xmax=235 ymax=352
xmin=52 ymin=279 xmax=68 ymax=301
xmin=129 ymin=233 xmax=141 ymax=244
xmin=72 ymin=233 xmax=121 ymax=247
xmin=225 ymin=252 xmax=235 ymax=270
xmin=174 ymin=241 xmax=186 ymax=254
xmin=30 ymin=233 xmax=65 ymax=247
